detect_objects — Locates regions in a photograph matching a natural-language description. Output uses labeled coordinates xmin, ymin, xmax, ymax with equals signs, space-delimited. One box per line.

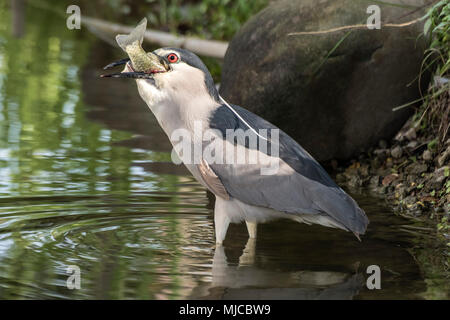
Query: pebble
xmin=391 ymin=146 xmax=403 ymax=159
xmin=406 ymin=140 xmax=419 ymax=149
xmin=406 ymin=163 xmax=428 ymax=175
xmin=405 ymin=127 xmax=417 ymax=140
xmin=378 ymin=140 xmax=388 ymax=149
xmin=382 ymin=173 xmax=399 ymax=186
xmin=422 ymin=149 xmax=432 ymax=161
xmin=437 ymin=146 xmax=450 ymax=167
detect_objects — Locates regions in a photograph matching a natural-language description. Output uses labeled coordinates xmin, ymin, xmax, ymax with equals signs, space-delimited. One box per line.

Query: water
xmin=0 ymin=2 xmax=448 ymax=300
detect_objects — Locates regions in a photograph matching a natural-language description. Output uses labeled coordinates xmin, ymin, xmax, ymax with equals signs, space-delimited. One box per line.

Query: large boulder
xmin=220 ymin=0 xmax=431 ymax=161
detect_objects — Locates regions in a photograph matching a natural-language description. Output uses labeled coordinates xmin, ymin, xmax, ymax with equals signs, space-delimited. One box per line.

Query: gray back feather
xmin=208 ymin=104 xmax=369 ymax=234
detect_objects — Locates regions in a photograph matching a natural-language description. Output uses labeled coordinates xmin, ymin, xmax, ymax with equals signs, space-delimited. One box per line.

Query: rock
xmin=347 ymin=175 xmax=363 ymax=188
xmin=391 ymin=146 xmax=403 ymax=159
xmin=220 ymin=0 xmax=430 ymax=161
xmin=385 ymin=157 xmax=394 ymax=168
xmin=430 ymin=166 xmax=449 ymax=189
xmin=370 ymin=158 xmax=381 ymax=170
xmin=437 ymin=146 xmax=450 ymax=167
xmin=404 ymin=195 xmax=417 ymax=207
xmin=359 ymin=164 xmax=370 ymax=177
xmin=406 ymin=140 xmax=419 ymax=150
xmin=420 ymin=196 xmax=437 ymax=203
xmin=369 ymin=175 xmax=381 ymax=189
xmin=335 ymin=173 xmax=347 ymax=183
xmin=404 ymin=127 xmax=417 ymax=141
xmin=343 ymin=165 xmax=359 ymax=180
xmin=402 ymin=195 xmax=424 ymax=215
xmin=374 ymin=149 xmax=389 ymax=162
xmin=394 ymin=119 xmax=413 ymax=142
xmin=376 ymin=167 xmax=392 ymax=178
xmin=406 ymin=163 xmax=428 ymax=175
xmin=422 ymin=149 xmax=432 ymax=161
xmin=382 ymin=173 xmax=399 ymax=186
xmin=378 ymin=140 xmax=388 ymax=149
xmin=395 ymin=183 xmax=407 ymax=199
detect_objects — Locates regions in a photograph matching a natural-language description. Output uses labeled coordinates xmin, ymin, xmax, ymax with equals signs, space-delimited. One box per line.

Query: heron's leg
xmin=214 ymin=197 xmax=230 ymax=245
xmin=245 ymin=221 xmax=257 ymax=239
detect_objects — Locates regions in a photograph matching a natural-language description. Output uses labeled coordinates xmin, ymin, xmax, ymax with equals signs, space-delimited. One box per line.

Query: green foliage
xmin=414 ymin=0 xmax=450 ymax=148
xmin=144 ymin=0 xmax=268 ymax=40
xmin=427 ymin=138 xmax=437 ymax=150
xmin=423 ymin=0 xmax=450 ymax=77
xmin=415 ymin=1 xmax=450 ymax=243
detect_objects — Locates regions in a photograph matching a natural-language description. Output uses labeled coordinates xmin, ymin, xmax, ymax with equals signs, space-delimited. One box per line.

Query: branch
xmin=288 ymin=17 xmax=422 ymax=36
xmin=81 ymin=16 xmax=228 ymax=59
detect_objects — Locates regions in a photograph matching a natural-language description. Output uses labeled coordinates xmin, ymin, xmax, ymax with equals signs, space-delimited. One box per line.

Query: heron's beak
xmin=102 ymin=58 xmax=130 ymax=70
xmin=101 ymin=52 xmax=168 ymax=79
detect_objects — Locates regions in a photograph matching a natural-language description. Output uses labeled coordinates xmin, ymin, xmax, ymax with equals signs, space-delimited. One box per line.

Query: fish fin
xmin=353 ymin=232 xmax=362 ymax=242
xmin=115 ymin=17 xmax=147 ymax=52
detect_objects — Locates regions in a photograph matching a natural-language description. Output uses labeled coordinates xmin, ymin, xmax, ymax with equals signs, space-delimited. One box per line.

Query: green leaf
xmin=428 ymin=139 xmax=437 ymax=150
xmin=424 ymin=19 xmax=432 ymax=35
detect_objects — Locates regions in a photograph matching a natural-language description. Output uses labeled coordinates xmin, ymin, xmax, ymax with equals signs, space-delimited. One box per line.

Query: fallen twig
xmin=29 ymin=0 xmax=228 ymax=58
xmin=81 ymin=16 xmax=228 ymax=59
xmin=288 ymin=17 xmax=423 ymax=36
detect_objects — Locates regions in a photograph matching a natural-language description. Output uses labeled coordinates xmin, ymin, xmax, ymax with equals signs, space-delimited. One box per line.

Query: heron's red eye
xmin=167 ymin=53 xmax=179 ymax=63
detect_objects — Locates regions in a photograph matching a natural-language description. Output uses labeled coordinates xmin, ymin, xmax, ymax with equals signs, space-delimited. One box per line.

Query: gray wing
xmin=208 ymin=104 xmax=369 ymax=234
xmin=197 ymin=159 xmax=230 ymax=200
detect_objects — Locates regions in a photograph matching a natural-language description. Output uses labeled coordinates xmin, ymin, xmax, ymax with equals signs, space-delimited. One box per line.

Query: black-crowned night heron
xmin=102 ymin=19 xmax=369 ymax=245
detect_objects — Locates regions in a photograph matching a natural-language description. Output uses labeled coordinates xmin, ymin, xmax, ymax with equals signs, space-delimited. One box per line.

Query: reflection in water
xmin=192 ymin=239 xmax=364 ymax=300
xmin=11 ymin=0 xmax=25 ymax=38
xmin=0 ymin=1 xmax=447 ymax=300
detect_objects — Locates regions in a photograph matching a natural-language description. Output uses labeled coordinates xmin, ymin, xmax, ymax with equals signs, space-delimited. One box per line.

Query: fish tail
xmin=116 ymin=18 xmax=147 ymax=52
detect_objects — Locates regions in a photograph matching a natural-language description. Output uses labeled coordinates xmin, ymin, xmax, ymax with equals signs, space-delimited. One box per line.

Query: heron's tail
xmin=310 ymin=186 xmax=369 ymax=239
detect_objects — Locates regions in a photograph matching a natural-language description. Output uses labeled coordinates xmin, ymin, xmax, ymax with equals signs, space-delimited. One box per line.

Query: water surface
xmin=0 ymin=2 xmax=447 ymax=300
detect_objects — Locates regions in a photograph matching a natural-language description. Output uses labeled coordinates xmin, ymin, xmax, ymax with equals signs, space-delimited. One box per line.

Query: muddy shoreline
xmin=333 ymin=116 xmax=449 ymax=247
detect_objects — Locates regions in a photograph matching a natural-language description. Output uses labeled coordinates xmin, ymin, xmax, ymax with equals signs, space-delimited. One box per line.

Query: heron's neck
xmin=136 ymin=79 xmax=220 ymax=142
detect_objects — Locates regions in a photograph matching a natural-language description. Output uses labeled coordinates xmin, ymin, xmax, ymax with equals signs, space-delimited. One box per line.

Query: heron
xmin=101 ymin=18 xmax=369 ymax=245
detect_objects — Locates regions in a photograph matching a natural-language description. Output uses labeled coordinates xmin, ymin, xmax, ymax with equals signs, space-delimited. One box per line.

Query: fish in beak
xmin=101 ymin=18 xmax=168 ymax=79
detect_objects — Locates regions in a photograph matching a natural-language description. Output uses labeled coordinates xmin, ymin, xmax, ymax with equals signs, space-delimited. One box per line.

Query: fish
xmin=115 ymin=18 xmax=167 ymax=73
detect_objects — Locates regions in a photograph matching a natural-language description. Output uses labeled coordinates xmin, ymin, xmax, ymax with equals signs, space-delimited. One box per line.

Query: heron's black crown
xmin=158 ymin=48 xmax=219 ymax=102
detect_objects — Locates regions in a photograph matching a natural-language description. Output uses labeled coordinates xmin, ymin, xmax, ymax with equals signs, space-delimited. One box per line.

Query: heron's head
xmin=103 ymin=48 xmax=220 ymax=109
